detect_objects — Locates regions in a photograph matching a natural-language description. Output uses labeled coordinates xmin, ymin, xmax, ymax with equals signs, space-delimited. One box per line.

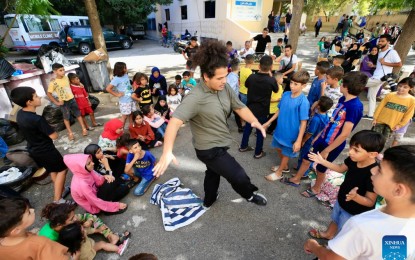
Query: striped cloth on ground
xmin=150 ymin=177 xmax=206 ymax=231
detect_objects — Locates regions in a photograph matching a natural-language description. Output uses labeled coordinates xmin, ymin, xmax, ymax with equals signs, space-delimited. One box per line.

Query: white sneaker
xmin=118 ymin=238 xmax=130 ymax=256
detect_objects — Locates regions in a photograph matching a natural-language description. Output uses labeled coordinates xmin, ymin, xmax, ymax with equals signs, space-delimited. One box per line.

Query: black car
xmin=59 ymin=26 xmax=133 ymax=54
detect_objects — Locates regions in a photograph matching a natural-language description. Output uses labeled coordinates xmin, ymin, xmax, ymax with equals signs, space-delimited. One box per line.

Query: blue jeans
xmin=133 ymin=169 xmax=154 ymax=196
xmin=240 ymin=115 xmax=268 ymax=156
xmin=157 ymin=122 xmax=167 ymax=137
xmin=239 ymin=93 xmax=247 ymax=105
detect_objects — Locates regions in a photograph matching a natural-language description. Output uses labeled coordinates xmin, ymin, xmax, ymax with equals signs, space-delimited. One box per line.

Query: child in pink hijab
xmin=64 ymin=153 xmax=129 ymax=214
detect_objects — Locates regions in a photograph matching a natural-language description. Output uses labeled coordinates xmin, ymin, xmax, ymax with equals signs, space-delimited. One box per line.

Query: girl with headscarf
xmin=149 ymin=67 xmax=167 ymax=97
xmin=360 ymin=46 xmax=378 ymax=77
xmin=98 ymin=119 xmax=124 ymax=153
xmin=314 ymin=17 xmax=322 ymax=37
xmin=84 ymin=144 xmax=126 ymax=179
xmin=64 ymin=153 xmax=129 ymax=215
xmin=154 ymin=95 xmax=170 ymax=121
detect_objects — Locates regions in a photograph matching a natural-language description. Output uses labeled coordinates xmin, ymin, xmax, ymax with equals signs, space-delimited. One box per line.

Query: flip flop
xmin=82 ymin=128 xmax=88 ymax=136
xmin=116 ymin=231 xmax=131 ymax=246
xmin=301 ymin=188 xmax=318 ymax=198
xmin=238 ymin=146 xmax=254 ymax=152
xmin=254 ymin=151 xmax=266 ymax=159
xmin=68 ymin=133 xmax=74 ymax=141
xmin=280 ymin=177 xmax=300 ymax=187
xmin=308 ymin=229 xmax=328 ymax=240
xmin=271 ymin=165 xmax=290 ymax=173
xmin=265 ymin=172 xmax=283 ymax=181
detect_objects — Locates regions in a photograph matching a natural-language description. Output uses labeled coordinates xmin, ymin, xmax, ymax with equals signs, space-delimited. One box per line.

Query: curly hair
xmin=41 ymin=202 xmax=77 ymax=229
xmin=191 ymin=40 xmax=228 ymax=79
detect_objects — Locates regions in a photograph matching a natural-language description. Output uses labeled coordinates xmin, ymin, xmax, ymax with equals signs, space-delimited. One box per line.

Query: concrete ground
xmin=5 ymin=32 xmax=415 ymax=260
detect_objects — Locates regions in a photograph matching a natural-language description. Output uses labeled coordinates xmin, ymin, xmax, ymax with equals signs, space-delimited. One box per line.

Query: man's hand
xmin=153 ymin=152 xmax=178 ymax=178
xmin=379 ymin=58 xmax=385 ymax=65
xmin=251 ymin=121 xmax=266 ymax=138
xmin=57 ymin=100 xmax=64 ymax=106
xmin=346 ymin=187 xmax=358 ymax=201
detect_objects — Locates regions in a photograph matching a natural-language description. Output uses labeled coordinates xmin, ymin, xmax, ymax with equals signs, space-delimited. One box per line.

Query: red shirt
xmin=129 ymin=122 xmax=155 ymax=144
xmin=70 ymin=84 xmax=90 ymax=109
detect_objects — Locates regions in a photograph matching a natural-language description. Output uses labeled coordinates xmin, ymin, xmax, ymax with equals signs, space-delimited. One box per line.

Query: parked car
xmin=126 ymin=24 xmax=145 ymax=40
xmin=59 ymin=26 xmax=133 ymax=55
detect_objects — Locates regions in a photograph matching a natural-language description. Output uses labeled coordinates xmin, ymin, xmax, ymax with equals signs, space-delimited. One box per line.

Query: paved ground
xmin=5 ymin=32 xmax=415 ymax=260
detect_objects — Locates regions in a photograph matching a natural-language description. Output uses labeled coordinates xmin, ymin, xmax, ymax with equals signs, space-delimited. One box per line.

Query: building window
xmin=205 ymin=1 xmax=215 ymax=19
xmin=165 ymin=9 xmax=170 ymax=21
xmin=181 ymin=5 xmax=188 ymax=20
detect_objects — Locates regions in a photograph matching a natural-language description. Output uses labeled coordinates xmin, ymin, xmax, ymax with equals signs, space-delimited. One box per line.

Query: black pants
xmin=267 ymin=113 xmax=277 ymax=134
xmin=315 ymin=27 xmax=321 ymax=37
xmin=195 ymin=147 xmax=258 ymax=207
xmin=97 ymin=179 xmax=129 ymax=202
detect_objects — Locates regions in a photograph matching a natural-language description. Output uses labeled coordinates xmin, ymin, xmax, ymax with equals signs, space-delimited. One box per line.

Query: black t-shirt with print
xmin=134 ymin=85 xmax=153 ymax=107
xmin=338 ymin=157 xmax=377 ymax=215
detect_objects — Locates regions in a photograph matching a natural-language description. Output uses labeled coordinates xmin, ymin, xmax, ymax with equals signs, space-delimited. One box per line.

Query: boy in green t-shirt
xmin=272 ymin=38 xmax=284 ymax=62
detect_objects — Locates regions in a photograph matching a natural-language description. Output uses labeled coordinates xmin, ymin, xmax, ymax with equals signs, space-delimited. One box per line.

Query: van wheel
xmin=121 ymin=40 xmax=132 ymax=49
xmin=79 ymin=43 xmax=91 ymax=55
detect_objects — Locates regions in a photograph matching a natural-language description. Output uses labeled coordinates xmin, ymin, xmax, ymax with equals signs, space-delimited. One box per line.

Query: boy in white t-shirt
xmin=304 ymin=145 xmax=415 ymax=260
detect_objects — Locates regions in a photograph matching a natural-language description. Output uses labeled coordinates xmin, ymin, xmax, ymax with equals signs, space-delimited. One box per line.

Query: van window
xmin=49 ymin=19 xmax=61 ymax=31
xmin=23 ymin=16 xmax=44 ymax=32
xmin=5 ymin=17 xmax=19 ymax=28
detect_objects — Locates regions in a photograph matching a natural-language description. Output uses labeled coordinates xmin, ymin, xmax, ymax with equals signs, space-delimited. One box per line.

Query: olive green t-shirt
xmin=173 ymin=80 xmax=245 ymax=150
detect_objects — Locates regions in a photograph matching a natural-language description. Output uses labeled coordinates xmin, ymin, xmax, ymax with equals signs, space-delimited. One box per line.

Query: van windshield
xmin=5 ymin=17 xmax=19 ymax=28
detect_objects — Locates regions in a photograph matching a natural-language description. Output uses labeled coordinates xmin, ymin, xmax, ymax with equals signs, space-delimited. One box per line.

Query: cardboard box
xmin=83 ymin=48 xmax=109 ymax=62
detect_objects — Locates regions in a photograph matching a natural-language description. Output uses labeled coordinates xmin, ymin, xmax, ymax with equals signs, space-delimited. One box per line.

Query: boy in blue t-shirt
xmin=292 ymin=96 xmax=333 ymax=176
xmin=307 ymin=61 xmax=330 ymax=106
xmin=181 ymin=71 xmax=197 ymax=90
xmin=124 ymin=139 xmax=156 ymax=196
xmin=264 ymin=70 xmax=310 ymax=181
xmin=289 ymin=71 xmax=369 ymax=197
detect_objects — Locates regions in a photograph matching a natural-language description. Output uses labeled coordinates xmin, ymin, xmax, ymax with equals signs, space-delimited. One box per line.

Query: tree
xmin=374 ymin=0 xmax=415 ymax=73
xmin=304 ymin=0 xmax=352 ymax=22
xmin=288 ymin=0 xmax=304 ymax=52
xmin=84 ymin=0 xmax=106 ymax=52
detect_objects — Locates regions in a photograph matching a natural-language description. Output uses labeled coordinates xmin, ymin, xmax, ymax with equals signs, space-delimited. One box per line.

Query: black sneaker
xmin=203 ymin=193 xmax=219 ymax=210
xmin=362 ymin=115 xmax=373 ymax=120
xmin=247 ymin=192 xmax=267 ymax=206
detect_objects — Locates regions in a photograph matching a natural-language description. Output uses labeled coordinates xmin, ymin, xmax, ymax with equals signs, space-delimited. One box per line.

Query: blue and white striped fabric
xmin=150 ymin=177 xmax=206 ymax=231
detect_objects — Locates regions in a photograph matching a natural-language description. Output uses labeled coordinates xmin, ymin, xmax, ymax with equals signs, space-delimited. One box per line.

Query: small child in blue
xmin=264 ymin=70 xmax=310 ymax=181
xmin=294 ymin=96 xmax=333 ymax=176
xmin=181 ymin=71 xmax=197 ymax=90
xmin=307 ymin=61 xmax=330 ymax=106
xmin=124 ymin=139 xmax=156 ymax=196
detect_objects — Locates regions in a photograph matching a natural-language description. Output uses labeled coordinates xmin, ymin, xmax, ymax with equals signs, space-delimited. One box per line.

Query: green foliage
xmin=304 ymin=0 xmax=352 ymax=20
xmin=0 ymin=37 xmax=9 ymax=57
xmin=2 ymin=0 xmax=57 ymax=15
xmin=373 ymin=0 xmax=415 ymax=10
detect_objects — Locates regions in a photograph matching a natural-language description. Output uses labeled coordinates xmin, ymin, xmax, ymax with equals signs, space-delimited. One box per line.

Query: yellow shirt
xmin=270 ymin=84 xmax=283 ymax=114
xmin=239 ymin=66 xmax=253 ymax=95
xmin=374 ymin=92 xmax=415 ymax=129
xmin=47 ymin=76 xmax=74 ymax=101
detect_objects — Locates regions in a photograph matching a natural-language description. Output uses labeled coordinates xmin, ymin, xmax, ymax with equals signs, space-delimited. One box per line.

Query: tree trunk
xmin=84 ymin=0 xmax=107 ymax=52
xmin=288 ymin=0 xmax=304 ymax=53
xmin=393 ymin=8 xmax=415 ymax=74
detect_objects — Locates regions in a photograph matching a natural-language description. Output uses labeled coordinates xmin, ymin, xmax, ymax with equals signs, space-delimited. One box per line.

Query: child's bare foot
xmin=265 ymin=172 xmax=283 ymax=181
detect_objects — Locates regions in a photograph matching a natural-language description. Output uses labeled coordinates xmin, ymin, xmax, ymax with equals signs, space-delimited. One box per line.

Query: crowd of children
xmin=1 ymin=35 xmax=415 ymax=259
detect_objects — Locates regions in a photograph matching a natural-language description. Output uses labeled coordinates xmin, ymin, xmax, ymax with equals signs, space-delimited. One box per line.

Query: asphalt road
xmin=6 ymin=32 xmax=415 ymax=260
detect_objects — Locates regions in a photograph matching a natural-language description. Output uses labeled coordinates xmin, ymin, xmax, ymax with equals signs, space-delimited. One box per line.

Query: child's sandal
xmin=82 ymin=128 xmax=88 ymax=136
xmin=68 ymin=133 xmax=75 ymax=141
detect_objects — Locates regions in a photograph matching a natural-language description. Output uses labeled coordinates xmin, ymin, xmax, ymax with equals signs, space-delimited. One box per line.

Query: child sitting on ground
xmin=181 ymin=71 xmax=197 ymax=91
xmin=266 ymin=72 xmax=284 ymax=135
xmin=166 ymin=85 xmax=182 ymax=112
xmin=304 ymin=145 xmax=415 ymax=259
xmin=264 ymin=70 xmax=310 ymax=180
xmin=154 ymin=95 xmax=170 ymax=121
xmin=124 ymin=139 xmax=156 ymax=196
xmin=294 ymin=96 xmax=333 ymax=172
xmin=372 ymin=77 xmax=415 ymax=146
xmin=98 ymin=119 xmax=124 ymax=154
xmin=39 ymin=202 xmax=128 ymax=245
xmin=307 ymin=130 xmax=385 ymax=239
xmin=306 ymin=61 xmax=330 ymax=106
xmin=129 ymin=111 xmax=162 ymax=150
xmin=311 ymin=66 xmax=344 ymax=117
xmin=132 ymin=72 xmax=153 ymax=109
xmin=116 ymin=133 xmax=130 ymax=161
xmin=0 ymin=197 xmax=69 ymax=259
xmin=59 ymin=222 xmax=129 ymax=258
xmin=173 ymin=75 xmax=183 ymax=95
xmin=142 ymin=104 xmax=167 ymax=138
xmin=64 ymin=153 xmax=129 ymax=215
xmin=47 ymin=63 xmax=88 ymax=140
xmin=68 ymin=73 xmax=102 ymax=131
